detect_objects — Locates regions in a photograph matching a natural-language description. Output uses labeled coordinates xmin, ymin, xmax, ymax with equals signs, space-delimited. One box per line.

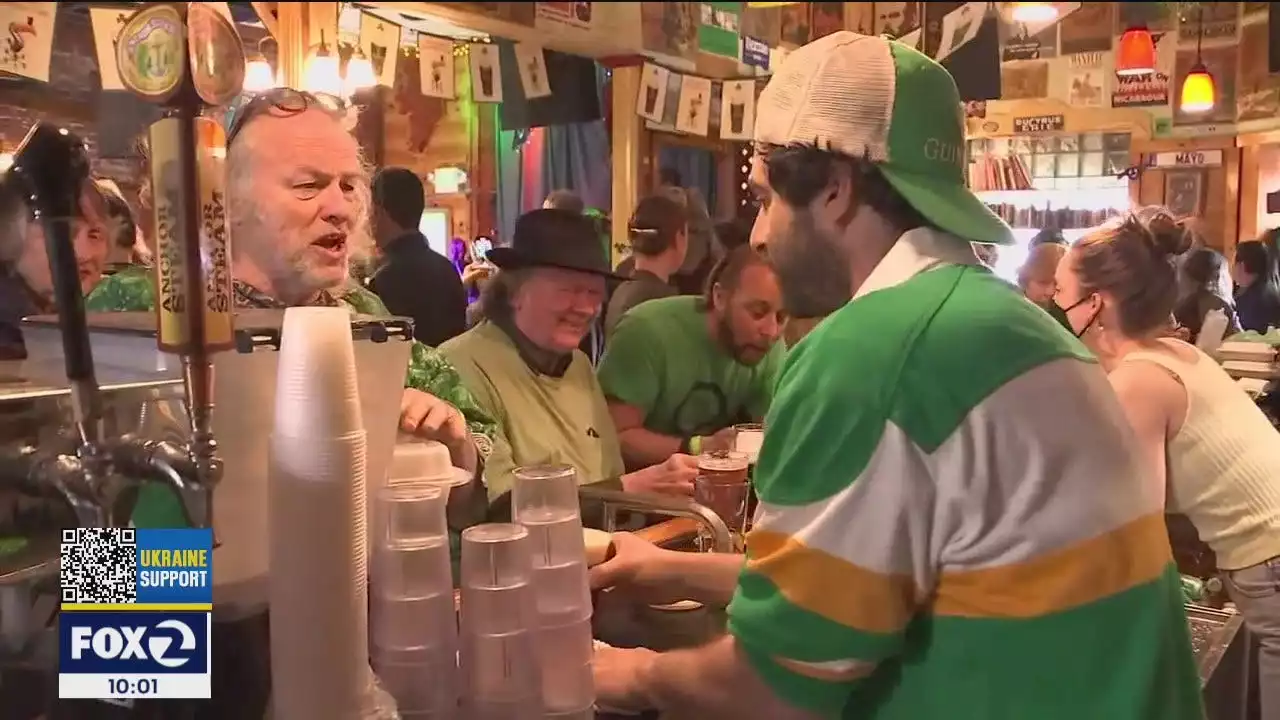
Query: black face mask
xmin=1054 ymin=295 xmax=1099 ymax=338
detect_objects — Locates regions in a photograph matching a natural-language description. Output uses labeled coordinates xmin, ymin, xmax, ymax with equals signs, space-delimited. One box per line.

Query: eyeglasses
xmin=222 ymin=88 xmax=345 ymax=144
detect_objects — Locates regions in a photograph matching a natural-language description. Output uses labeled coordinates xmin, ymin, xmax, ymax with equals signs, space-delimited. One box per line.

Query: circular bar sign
xmin=116 ymin=4 xmax=187 ymax=102
xmin=186 ymin=2 xmax=245 ymax=107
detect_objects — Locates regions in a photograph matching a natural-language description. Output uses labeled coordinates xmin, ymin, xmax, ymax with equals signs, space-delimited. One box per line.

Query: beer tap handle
xmin=5 ymin=123 xmax=100 ymax=435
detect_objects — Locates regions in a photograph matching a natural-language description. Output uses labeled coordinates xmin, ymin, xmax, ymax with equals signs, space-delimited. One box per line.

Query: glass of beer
xmin=695 ymin=451 xmax=751 ymax=551
xmin=732 ymin=423 xmax=764 ymax=464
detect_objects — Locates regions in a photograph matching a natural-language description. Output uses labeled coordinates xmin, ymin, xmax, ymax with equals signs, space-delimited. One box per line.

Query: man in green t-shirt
xmin=597 ymin=245 xmax=786 ymax=469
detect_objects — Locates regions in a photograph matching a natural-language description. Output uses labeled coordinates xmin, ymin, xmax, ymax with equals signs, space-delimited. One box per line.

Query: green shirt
xmin=441 ymin=321 xmax=625 ymax=501
xmin=85 ymin=269 xmax=496 ymax=527
xmin=596 ymin=296 xmax=784 ymax=438
xmin=728 ymin=230 xmax=1202 ymax=719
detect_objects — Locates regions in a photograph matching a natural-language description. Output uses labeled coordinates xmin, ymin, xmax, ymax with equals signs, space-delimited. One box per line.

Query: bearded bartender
xmin=590 ymin=33 xmax=1203 ymax=719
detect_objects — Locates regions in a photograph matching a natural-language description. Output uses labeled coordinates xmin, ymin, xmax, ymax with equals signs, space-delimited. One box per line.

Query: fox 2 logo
xmin=59 ymin=612 xmax=210 ymax=675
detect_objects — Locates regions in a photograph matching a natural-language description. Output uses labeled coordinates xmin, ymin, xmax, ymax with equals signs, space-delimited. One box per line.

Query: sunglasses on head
xmin=222 ymin=88 xmax=345 ymax=144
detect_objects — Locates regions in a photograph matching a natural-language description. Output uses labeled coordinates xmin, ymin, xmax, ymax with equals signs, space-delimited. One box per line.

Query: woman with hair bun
xmin=1054 ymin=209 xmax=1280 ymax=718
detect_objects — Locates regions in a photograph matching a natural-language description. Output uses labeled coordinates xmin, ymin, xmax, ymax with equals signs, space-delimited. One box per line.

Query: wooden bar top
xmin=633 ymin=518 xmax=700 ymax=547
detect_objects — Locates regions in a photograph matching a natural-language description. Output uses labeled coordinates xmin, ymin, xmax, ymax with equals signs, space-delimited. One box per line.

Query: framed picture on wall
xmin=1164 ymin=171 xmax=1204 ymax=219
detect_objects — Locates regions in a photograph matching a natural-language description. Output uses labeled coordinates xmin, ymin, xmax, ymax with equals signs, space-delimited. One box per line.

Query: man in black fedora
xmin=441 ymin=209 xmax=699 ymax=515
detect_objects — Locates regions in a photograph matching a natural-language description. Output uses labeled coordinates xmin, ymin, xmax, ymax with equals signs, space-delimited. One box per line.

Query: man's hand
xmin=701 ymin=426 xmax=740 ymax=453
xmin=589 ymin=532 xmax=687 ymax=605
xmin=620 ymin=453 xmax=699 ymax=495
xmin=594 ymin=645 xmax=660 ymax=714
xmin=399 ymin=389 xmax=477 ymax=471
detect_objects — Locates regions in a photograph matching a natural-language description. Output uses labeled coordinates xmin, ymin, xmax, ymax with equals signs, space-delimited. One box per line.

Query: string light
xmin=1010 ymin=2 xmax=1058 ymax=23
xmin=303 ymin=30 xmax=342 ymax=97
xmin=244 ymin=37 xmax=279 ymax=93
xmin=343 ymin=47 xmax=377 ymax=97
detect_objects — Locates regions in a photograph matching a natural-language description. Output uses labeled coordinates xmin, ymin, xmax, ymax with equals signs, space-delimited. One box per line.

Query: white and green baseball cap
xmin=755 ymin=31 xmax=1014 ymax=246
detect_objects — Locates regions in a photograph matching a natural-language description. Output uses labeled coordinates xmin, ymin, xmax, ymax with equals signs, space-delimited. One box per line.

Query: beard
xmin=232 ymin=204 xmax=347 ymax=305
xmin=769 ymin=212 xmax=852 ymax=318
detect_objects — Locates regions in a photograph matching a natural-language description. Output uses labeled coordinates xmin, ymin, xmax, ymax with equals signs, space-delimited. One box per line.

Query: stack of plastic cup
xmin=512 ymin=465 xmax=595 ymax=718
xmin=369 ymin=482 xmax=459 ymax=719
xmin=459 ymin=523 xmax=541 ymax=720
xmin=268 ymin=307 xmax=372 ymax=720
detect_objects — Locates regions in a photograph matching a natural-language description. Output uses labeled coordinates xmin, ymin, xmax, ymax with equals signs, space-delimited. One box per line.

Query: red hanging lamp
xmin=1115 ymin=25 xmax=1157 ymax=76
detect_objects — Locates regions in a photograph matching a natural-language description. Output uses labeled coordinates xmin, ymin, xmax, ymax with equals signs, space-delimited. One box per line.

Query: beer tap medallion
xmin=185 ymin=1 xmax=245 ymax=107
xmin=114 ymin=4 xmax=187 ymax=102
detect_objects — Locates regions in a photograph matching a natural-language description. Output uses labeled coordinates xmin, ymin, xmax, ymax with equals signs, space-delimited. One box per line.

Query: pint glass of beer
xmin=695 ymin=451 xmax=751 ymax=551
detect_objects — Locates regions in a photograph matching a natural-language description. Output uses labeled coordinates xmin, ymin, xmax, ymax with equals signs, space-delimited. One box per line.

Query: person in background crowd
xmin=1055 ymin=210 xmax=1280 ymax=720
xmin=605 ymin=194 xmax=687 ymax=337
xmin=1232 ymin=238 xmax=1280 ymax=333
xmin=0 ymin=177 xmax=110 ymax=360
xmin=715 ymin=217 xmax=752 ymax=255
xmin=87 ymin=89 xmax=496 ymax=526
xmin=1174 ymin=246 xmax=1240 ymax=343
xmin=599 ymin=245 xmax=786 ymax=470
xmin=1030 ymin=226 xmax=1066 ymax=247
xmin=1018 ymin=240 xmax=1072 ymax=329
xmin=442 ymin=209 xmax=700 ymax=514
xmin=95 ymin=178 xmax=149 ymax=274
xmin=590 ymin=31 xmax=1201 ymax=719
xmin=543 ymin=188 xmax=585 ymax=214
xmin=368 ymin=167 xmax=468 ymax=347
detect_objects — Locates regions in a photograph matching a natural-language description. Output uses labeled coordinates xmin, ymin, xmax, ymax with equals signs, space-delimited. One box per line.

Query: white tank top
xmin=1125 ymin=342 xmax=1280 ymax=570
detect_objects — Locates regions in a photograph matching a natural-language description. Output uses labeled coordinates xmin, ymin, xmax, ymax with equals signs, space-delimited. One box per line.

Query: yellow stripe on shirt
xmin=932 ymin=511 xmax=1172 ymax=619
xmin=746 ymin=529 xmax=917 ymax=634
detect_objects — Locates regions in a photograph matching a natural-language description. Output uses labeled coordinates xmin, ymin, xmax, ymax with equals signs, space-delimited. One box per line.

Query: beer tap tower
xmin=112 ymin=2 xmax=246 ymax=530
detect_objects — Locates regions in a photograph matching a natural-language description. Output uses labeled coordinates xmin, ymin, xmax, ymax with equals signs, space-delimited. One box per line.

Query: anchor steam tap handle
xmin=4 ymin=123 xmax=97 ymax=391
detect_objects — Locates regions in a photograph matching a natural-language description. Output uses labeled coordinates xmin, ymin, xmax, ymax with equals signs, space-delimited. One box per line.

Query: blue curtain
xmin=657 ymin=145 xmax=718 ymax=212
xmin=495 ymin=65 xmax=611 ymax=240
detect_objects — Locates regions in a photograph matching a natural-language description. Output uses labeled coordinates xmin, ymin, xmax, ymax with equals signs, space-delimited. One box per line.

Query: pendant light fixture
xmin=1115 ymin=25 xmax=1157 ymax=76
xmin=1010 ymin=2 xmax=1059 ymax=24
xmin=1179 ymin=5 xmax=1215 ymax=114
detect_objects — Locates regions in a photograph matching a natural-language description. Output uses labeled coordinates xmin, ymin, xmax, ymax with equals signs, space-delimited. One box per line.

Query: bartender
xmin=590 ymin=32 xmax=1203 ymax=719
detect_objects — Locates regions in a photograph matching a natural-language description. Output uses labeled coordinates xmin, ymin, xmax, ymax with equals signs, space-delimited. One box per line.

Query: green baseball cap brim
xmin=879 ymin=164 xmax=1015 ymax=246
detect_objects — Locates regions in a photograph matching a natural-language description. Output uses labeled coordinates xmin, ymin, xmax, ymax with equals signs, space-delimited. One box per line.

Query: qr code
xmin=60 ymin=528 xmax=138 ymax=604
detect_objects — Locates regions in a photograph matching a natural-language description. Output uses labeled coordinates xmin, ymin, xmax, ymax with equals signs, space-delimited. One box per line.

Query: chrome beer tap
xmin=0 ymin=0 xmax=245 ymax=560
xmin=0 ymin=120 xmax=217 ymax=534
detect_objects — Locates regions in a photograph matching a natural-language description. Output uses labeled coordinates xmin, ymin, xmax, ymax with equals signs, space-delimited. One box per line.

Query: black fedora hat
xmin=487 ymin=208 xmax=625 ymax=280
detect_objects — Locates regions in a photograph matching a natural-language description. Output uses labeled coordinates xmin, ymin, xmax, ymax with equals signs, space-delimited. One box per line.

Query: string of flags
xmin=637 ymin=62 xmax=760 ymax=141
xmin=62 ymin=0 xmax=756 ymax=143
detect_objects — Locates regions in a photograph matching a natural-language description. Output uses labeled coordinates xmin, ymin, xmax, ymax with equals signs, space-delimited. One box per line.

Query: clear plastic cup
xmin=373 ymin=535 xmax=453 ymax=600
xmin=534 ymin=619 xmax=595 ymax=710
xmin=460 ymin=523 xmax=533 ymax=590
xmin=460 ymin=630 xmax=540 ymax=699
xmin=370 ymin=644 xmax=459 ymax=714
xmin=458 ymin=582 xmax=536 ymax=636
xmin=370 ymin=591 xmax=458 ymax=650
xmin=540 ymin=661 xmax=594 ymax=715
xmin=377 ymin=482 xmax=447 ymax=544
xmin=520 ymin=502 xmax=587 ymax=571
xmin=511 ymin=464 xmax=581 ymax=520
xmin=530 ymin=561 xmax=592 ymax=627
xmin=534 ymin=618 xmax=594 ymax=667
